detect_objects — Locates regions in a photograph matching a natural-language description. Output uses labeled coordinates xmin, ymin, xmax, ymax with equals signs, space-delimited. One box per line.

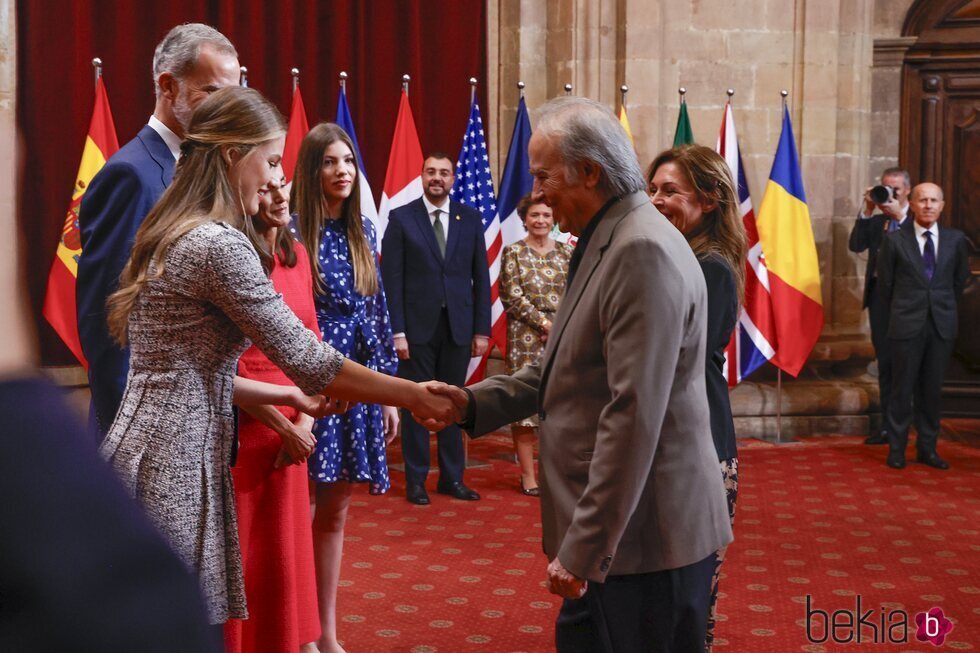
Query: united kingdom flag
xmin=450 ymin=97 xmax=500 ymax=385
xmin=717 ymin=100 xmax=777 ymax=385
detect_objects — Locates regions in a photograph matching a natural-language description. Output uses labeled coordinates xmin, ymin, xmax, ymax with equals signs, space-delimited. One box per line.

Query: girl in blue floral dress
xmin=291 ymin=122 xmax=398 ymax=653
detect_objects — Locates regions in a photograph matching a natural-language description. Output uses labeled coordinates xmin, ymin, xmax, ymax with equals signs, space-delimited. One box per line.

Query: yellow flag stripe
xmin=619 ymin=107 xmax=634 ymax=146
xmin=756 ymin=180 xmax=822 ymax=306
xmin=72 ymin=135 xmax=109 ymax=201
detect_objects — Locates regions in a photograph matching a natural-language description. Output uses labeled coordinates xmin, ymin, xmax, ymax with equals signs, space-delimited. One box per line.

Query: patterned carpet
xmin=334 ymin=432 xmax=980 ymax=652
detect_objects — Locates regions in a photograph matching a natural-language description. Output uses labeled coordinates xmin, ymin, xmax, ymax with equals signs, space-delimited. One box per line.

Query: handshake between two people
xmin=410 ymin=381 xmax=470 ymax=432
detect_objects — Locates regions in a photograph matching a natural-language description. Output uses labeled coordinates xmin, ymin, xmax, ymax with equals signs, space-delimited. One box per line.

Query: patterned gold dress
xmin=500 ymin=239 xmax=572 ymax=427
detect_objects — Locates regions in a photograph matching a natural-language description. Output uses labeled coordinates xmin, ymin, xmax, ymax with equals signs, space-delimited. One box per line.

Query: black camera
xmin=870 ymin=185 xmax=897 ymax=204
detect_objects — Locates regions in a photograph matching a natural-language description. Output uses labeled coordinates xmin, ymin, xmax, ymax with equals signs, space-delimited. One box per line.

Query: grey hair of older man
xmin=152 ymin=23 xmax=238 ymax=97
xmin=534 ymin=96 xmax=646 ymax=199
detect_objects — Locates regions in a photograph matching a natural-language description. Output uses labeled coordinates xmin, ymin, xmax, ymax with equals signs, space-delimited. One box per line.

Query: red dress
xmin=224 ymin=247 xmax=320 ymax=653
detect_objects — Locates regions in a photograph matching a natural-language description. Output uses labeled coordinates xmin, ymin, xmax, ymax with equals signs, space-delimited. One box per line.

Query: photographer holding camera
xmin=849 ymin=167 xmax=912 ymax=445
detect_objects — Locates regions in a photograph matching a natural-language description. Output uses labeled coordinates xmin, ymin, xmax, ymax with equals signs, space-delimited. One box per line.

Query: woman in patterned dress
xmin=646 ymin=144 xmax=746 ymax=652
xmin=291 ymin=122 xmax=399 ymax=653
xmin=223 ymin=179 xmax=323 ymax=653
xmin=499 ymin=195 xmax=572 ymax=496
xmin=100 ymin=87 xmax=454 ymax=627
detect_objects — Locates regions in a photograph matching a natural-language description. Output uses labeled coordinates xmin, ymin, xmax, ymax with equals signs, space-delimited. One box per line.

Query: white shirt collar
xmin=148 ymin=115 xmax=182 ymax=161
xmin=422 ymin=194 xmax=450 ymax=218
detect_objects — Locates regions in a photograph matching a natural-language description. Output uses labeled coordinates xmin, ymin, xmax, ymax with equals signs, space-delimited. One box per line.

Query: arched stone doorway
xmin=900 ymin=0 xmax=980 ymax=415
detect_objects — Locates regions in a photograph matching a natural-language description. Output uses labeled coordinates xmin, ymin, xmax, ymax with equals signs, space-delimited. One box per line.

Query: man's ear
xmin=158 ymin=72 xmax=179 ymax=102
xmin=580 ymin=161 xmax=602 ymax=190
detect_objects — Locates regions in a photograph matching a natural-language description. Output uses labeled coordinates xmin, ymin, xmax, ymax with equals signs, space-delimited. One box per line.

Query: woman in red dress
xmin=223 ymin=178 xmax=325 ymax=653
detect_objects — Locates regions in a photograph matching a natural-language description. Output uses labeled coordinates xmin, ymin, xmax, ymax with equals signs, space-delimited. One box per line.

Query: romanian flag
xmin=282 ymin=82 xmax=309 ymax=184
xmin=755 ymin=106 xmax=823 ymax=376
xmin=42 ymin=77 xmax=119 ymax=368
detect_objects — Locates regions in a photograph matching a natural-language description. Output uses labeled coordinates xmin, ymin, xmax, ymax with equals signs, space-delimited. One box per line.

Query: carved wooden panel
xmin=951 ymin=106 xmax=980 ymax=248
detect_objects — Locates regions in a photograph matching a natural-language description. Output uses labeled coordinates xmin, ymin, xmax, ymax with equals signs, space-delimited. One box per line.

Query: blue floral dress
xmin=302 ymin=216 xmax=398 ymax=494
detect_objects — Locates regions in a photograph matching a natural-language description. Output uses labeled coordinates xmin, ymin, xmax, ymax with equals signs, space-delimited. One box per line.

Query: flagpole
xmin=239 ymin=66 xmax=248 ymax=88
xmin=292 ymin=68 xmax=300 ymax=94
xmin=620 ymin=84 xmax=628 ymax=111
xmin=470 ymin=77 xmax=477 ymax=105
xmin=518 ymin=80 xmax=525 ymax=99
xmin=92 ymin=57 xmax=102 ymax=87
xmin=564 ymin=83 xmax=573 ymax=96
xmin=679 ymin=86 xmax=687 ymax=105
xmin=727 ymin=87 xmax=735 ymax=104
xmin=776 ymin=88 xmax=789 ymax=445
xmin=338 ymin=70 xmax=347 ymax=93
xmin=402 ymin=74 xmax=411 ymax=97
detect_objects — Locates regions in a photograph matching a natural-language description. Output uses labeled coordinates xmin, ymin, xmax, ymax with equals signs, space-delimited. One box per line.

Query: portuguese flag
xmin=42 ymin=76 xmax=119 ymax=368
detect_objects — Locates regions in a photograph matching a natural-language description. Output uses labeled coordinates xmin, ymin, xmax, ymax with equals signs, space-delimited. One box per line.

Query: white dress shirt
xmin=148 ymin=115 xmax=181 ymax=161
xmin=422 ymin=195 xmax=450 ymax=238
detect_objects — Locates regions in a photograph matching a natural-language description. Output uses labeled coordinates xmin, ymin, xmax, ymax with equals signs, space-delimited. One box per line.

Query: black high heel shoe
xmin=520 ymin=478 xmax=540 ymax=497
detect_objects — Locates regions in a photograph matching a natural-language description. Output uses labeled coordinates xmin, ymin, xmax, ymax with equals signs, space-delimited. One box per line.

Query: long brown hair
xmin=290 ymin=122 xmax=378 ymax=296
xmin=106 ymin=86 xmax=286 ymax=344
xmin=647 ymin=144 xmax=747 ymax=304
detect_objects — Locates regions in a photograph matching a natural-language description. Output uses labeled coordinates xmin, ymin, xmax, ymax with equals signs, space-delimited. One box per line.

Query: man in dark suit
xmin=77 ymin=24 xmax=239 ymax=438
xmin=877 ymin=182 xmax=970 ymax=470
xmin=848 ymin=167 xmax=911 ymax=445
xmin=427 ymin=97 xmax=733 ymax=651
xmin=381 ymin=153 xmax=492 ymax=504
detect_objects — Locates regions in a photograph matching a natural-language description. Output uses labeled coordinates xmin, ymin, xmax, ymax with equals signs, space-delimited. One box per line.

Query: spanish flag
xmin=42 ymin=76 xmax=119 ymax=368
xmin=755 ymin=106 xmax=823 ymax=376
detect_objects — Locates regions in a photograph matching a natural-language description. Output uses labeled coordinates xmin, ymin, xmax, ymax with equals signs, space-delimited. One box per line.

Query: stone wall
xmin=488 ymin=0 xmax=920 ymax=435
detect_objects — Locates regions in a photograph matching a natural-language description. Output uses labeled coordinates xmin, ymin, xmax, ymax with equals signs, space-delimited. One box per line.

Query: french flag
xmin=716 ymin=100 xmax=777 ymax=386
xmin=377 ymin=90 xmax=423 ymax=241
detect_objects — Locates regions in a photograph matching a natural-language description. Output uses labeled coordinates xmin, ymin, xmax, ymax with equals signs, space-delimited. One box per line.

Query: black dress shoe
xmin=886 ymin=451 xmax=906 ymax=469
xmin=406 ymin=484 xmax=430 ymax=505
xmin=916 ymin=452 xmax=949 ymax=470
xmin=520 ymin=478 xmax=540 ymax=497
xmin=864 ymin=432 xmax=889 ymax=445
xmin=436 ymin=481 xmax=481 ymax=501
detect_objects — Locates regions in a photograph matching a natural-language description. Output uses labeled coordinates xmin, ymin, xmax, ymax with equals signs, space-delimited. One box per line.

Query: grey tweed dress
xmin=99 ymin=222 xmax=345 ymax=624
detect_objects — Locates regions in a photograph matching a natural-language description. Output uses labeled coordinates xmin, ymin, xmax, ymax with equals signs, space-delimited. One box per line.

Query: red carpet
xmin=335 ymin=434 xmax=980 ymax=652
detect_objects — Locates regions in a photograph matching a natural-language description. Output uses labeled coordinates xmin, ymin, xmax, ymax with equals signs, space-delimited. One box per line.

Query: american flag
xmin=717 ymin=100 xmax=776 ymax=385
xmin=450 ymin=98 xmax=501 ymax=385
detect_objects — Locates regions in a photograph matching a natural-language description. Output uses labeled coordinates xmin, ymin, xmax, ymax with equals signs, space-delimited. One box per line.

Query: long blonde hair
xmin=647 ymin=144 xmax=747 ymax=304
xmin=106 ymin=86 xmax=286 ymax=345
xmin=290 ymin=122 xmax=378 ymax=297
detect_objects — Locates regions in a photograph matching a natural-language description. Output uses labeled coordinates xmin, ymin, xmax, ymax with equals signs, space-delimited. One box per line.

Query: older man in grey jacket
xmin=428 ymin=96 xmax=732 ymax=652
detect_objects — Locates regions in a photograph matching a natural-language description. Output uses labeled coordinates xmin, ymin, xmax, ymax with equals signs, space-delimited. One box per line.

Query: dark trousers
xmin=397 ymin=309 xmax=470 ymax=486
xmin=555 ymin=553 xmax=716 ymax=653
xmin=886 ymin=319 xmax=954 ymax=456
xmin=868 ymin=288 xmax=893 ymax=433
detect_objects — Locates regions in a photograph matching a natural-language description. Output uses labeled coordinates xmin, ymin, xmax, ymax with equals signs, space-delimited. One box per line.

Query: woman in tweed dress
xmin=100 ymin=87 xmax=455 ymax=625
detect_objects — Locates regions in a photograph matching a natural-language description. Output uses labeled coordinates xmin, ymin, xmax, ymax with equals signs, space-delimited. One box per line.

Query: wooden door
xmin=901 ymin=0 xmax=980 ymax=415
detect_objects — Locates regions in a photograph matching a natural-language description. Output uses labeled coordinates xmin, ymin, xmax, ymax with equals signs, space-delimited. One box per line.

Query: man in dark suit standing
xmin=381 ymin=154 xmax=492 ymax=504
xmin=77 ymin=24 xmax=239 ymax=438
xmin=849 ymin=167 xmax=911 ymax=445
xmin=878 ymin=182 xmax=970 ymax=470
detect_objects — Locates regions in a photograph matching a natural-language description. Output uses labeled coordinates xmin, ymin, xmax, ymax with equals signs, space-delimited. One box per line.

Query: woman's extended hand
xmin=382 ymin=405 xmax=400 ymax=445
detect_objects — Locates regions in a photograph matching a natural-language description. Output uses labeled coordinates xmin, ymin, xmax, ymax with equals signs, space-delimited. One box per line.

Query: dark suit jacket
xmin=849 ymin=212 xmax=904 ymax=308
xmin=876 ymin=220 xmax=970 ymax=341
xmin=77 ymin=125 xmax=175 ymax=434
xmin=700 ymin=253 xmax=738 ymax=462
xmin=0 ymin=377 xmax=216 ymax=652
xmin=467 ymin=192 xmax=732 ymax=582
xmin=380 ymin=197 xmax=491 ymax=346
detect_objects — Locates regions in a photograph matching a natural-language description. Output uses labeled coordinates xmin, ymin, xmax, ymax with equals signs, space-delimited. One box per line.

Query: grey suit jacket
xmin=468 ymin=191 xmax=733 ymax=582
